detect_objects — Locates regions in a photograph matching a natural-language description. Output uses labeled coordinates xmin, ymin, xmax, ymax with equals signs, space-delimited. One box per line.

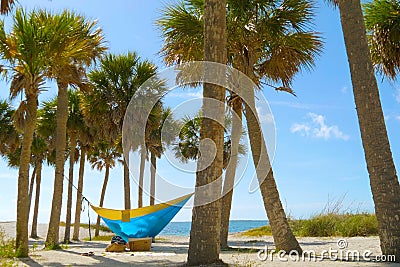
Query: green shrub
xmin=242 ymin=213 xmax=378 ymax=237
xmin=0 ymin=228 xmax=16 ymax=259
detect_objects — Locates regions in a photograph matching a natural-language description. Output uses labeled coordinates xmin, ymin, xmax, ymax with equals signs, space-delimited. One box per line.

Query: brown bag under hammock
xmin=105 ymin=242 xmax=127 ymax=252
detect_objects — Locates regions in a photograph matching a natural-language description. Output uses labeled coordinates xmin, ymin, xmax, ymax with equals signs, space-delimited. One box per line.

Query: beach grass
xmin=59 ymin=222 xmax=112 ymax=233
xmin=83 ymin=235 xmax=114 ymax=242
xmin=242 ymin=213 xmax=378 ymax=237
xmin=0 ymin=227 xmax=17 ymax=266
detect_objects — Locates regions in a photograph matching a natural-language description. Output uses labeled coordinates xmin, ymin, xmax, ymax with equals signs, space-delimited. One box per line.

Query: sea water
xmin=160 ymin=220 xmax=268 ymax=236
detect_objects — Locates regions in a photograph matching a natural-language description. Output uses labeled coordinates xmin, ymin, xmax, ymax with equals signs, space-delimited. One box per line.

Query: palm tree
xmin=0 ymin=100 xmax=19 ymax=157
xmin=326 ymin=0 xmax=400 ymax=260
xmin=364 ymin=0 xmax=400 ymax=79
xmin=0 ymin=0 xmax=14 ymax=14
xmin=72 ymin=119 xmax=94 ymax=240
xmin=0 ymin=9 xmax=62 ymax=256
xmin=83 ymin=52 xmax=159 ymax=210
xmin=158 ymin=0 xmax=322 ymax=253
xmin=147 ymin=107 xmax=178 ymax=205
xmin=45 ymin=10 xmax=106 ymax=248
xmin=88 ymin=141 xmax=120 ymax=237
xmin=184 ymin=0 xmax=227 ymax=263
xmin=63 ymin=90 xmax=87 ymax=243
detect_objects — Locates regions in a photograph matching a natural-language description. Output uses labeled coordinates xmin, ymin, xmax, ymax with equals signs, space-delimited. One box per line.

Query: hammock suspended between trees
xmin=91 ymin=194 xmax=193 ymax=241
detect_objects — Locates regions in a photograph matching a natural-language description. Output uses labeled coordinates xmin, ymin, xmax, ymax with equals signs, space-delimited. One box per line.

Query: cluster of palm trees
xmin=0 ymin=0 xmax=399 ymax=264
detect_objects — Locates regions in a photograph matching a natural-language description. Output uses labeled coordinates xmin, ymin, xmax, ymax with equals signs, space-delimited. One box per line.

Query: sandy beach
xmin=1 ymin=222 xmax=399 ymax=266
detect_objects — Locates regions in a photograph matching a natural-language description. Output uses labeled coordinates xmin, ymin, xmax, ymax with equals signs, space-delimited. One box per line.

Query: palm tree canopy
xmin=82 ymin=52 xmax=160 ymax=144
xmin=364 ymin=0 xmax=400 ymax=79
xmin=158 ymin=0 xmax=322 ymax=88
xmin=88 ymin=141 xmax=120 ymax=171
xmin=0 ymin=100 xmax=19 ymax=156
xmin=174 ymin=112 xmax=246 ymax=168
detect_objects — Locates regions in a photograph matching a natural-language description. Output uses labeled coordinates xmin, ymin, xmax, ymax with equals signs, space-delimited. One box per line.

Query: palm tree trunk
xmin=28 ymin=165 xmax=37 ymax=215
xmin=338 ymin=0 xmax=400 ymax=259
xmin=95 ymin=165 xmax=110 ymax=237
xmin=187 ymin=0 xmax=226 ymax=265
xmin=150 ymin=152 xmax=156 ymax=206
xmin=124 ymin=155 xmax=131 ymax=210
xmin=16 ymin=94 xmax=38 ymax=257
xmin=64 ymin=131 xmax=77 ymax=243
xmin=46 ymin=81 xmax=69 ymax=248
xmin=220 ymin=96 xmax=242 ymax=248
xmin=138 ymin=149 xmax=146 ymax=208
xmin=31 ymin=159 xmax=42 ymax=239
xmin=243 ymin=85 xmax=302 ymax=253
xmin=73 ymin=146 xmax=86 ymax=241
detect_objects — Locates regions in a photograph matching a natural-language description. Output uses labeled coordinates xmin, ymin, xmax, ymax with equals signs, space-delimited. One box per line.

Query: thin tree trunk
xmin=95 ymin=165 xmax=110 ymax=237
xmin=243 ymin=85 xmax=302 ymax=253
xmin=150 ymin=152 xmax=156 ymax=206
xmin=64 ymin=131 xmax=77 ymax=243
xmin=46 ymin=82 xmax=69 ymax=248
xmin=28 ymin=165 xmax=37 ymax=215
xmin=31 ymin=159 xmax=42 ymax=239
xmin=73 ymin=146 xmax=86 ymax=241
xmin=138 ymin=149 xmax=146 ymax=208
xmin=124 ymin=154 xmax=131 ymax=210
xmin=220 ymin=96 xmax=242 ymax=248
xmin=16 ymin=94 xmax=38 ymax=257
xmin=338 ymin=0 xmax=400 ymax=259
xmin=187 ymin=0 xmax=226 ymax=264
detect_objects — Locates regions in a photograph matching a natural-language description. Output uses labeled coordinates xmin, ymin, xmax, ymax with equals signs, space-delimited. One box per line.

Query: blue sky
xmin=0 ymin=0 xmax=399 ymax=223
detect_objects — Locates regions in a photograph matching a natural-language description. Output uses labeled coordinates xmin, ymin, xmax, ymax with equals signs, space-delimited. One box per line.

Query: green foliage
xmin=364 ymin=0 xmax=400 ymax=79
xmin=83 ymin=235 xmax=114 ymax=242
xmin=242 ymin=213 xmax=378 ymax=237
xmin=0 ymin=230 xmax=15 ymax=259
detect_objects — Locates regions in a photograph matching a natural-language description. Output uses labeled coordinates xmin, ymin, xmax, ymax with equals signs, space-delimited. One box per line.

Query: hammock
xmin=91 ymin=193 xmax=193 ymax=241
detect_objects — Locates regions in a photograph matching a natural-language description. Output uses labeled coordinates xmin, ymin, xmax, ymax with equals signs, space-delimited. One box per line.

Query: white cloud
xmin=291 ymin=113 xmax=350 ymax=141
xmin=396 ymin=115 xmax=400 ymax=122
xmin=341 ymin=86 xmax=348 ymax=94
xmin=396 ymin=91 xmax=400 ymax=103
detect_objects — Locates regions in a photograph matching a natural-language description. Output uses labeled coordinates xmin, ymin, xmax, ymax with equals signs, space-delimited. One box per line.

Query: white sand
xmin=1 ymin=222 xmax=399 ymax=266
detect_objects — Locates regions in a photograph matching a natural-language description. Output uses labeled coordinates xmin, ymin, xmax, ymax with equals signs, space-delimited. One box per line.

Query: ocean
xmin=159 ymin=220 xmax=268 ymax=236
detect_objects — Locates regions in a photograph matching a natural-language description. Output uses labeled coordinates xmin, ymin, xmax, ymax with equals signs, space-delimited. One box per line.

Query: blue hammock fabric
xmin=91 ymin=194 xmax=192 ymax=242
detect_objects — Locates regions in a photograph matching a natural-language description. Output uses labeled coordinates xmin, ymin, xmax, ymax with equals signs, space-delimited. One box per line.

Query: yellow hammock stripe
xmin=91 ymin=193 xmax=193 ymax=221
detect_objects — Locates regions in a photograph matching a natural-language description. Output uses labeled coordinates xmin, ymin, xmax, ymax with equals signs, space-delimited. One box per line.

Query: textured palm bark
xmin=16 ymin=94 xmax=38 ymax=257
xmin=95 ymin=165 xmax=110 ymax=237
xmin=28 ymin=166 xmax=37 ymax=215
xmin=73 ymin=147 xmax=86 ymax=240
xmin=138 ymin=149 xmax=146 ymax=208
xmin=338 ymin=0 xmax=400 ymax=260
xmin=150 ymin=152 xmax=156 ymax=206
xmin=64 ymin=131 xmax=77 ymax=243
xmin=46 ymin=82 xmax=69 ymax=248
xmin=31 ymin=159 xmax=42 ymax=238
xmin=123 ymin=155 xmax=131 ymax=210
xmin=220 ymin=97 xmax=242 ymax=248
xmin=244 ymin=86 xmax=302 ymax=253
xmin=187 ymin=0 xmax=226 ymax=265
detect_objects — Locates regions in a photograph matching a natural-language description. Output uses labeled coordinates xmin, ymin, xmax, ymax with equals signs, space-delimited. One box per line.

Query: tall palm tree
xmin=327 ymin=0 xmax=400 ymax=260
xmin=45 ymin=10 xmax=106 ymax=248
xmin=72 ymin=120 xmax=94 ymax=240
xmin=88 ymin=141 xmax=120 ymax=237
xmin=158 ymin=0 xmax=322 ymax=252
xmin=83 ymin=52 xmax=159 ymax=210
xmin=0 ymin=9 xmax=62 ymax=256
xmin=364 ymin=0 xmax=400 ymax=79
xmin=147 ymin=107 xmax=178 ymax=205
xmin=63 ymin=90 xmax=87 ymax=243
xmin=184 ymin=0 xmax=227 ymax=263
xmin=0 ymin=0 xmax=14 ymax=14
